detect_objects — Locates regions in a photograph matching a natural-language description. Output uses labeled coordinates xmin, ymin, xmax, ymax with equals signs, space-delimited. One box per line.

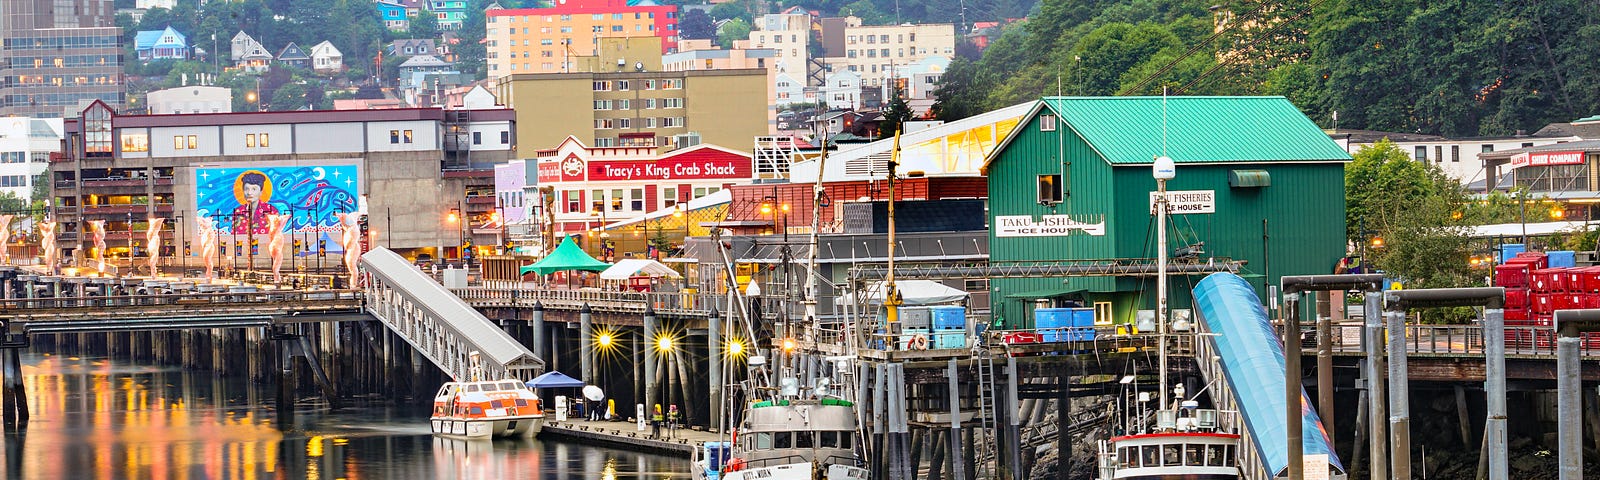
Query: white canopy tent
xmin=1467 ymin=220 xmax=1599 ymax=239
xmin=838 ymin=280 xmax=969 ymax=306
xmin=600 ymin=259 xmax=682 ymax=280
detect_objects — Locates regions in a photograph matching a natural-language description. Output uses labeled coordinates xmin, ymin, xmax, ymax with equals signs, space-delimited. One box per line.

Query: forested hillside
xmin=933 ymin=0 xmax=1600 ymax=137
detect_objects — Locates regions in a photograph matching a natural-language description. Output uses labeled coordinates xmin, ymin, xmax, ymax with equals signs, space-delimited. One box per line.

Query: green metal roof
xmin=1004 ymin=96 xmax=1352 ymax=166
xmin=1574 ymin=114 xmax=1600 ymax=124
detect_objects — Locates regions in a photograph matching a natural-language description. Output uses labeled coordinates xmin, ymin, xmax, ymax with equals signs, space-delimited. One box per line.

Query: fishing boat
xmin=1095 ymin=153 xmax=1241 ymax=480
xmin=692 ymin=135 xmax=869 ymax=480
xmin=695 ymin=394 xmax=870 ymax=480
xmin=430 ymin=353 xmax=545 ymax=439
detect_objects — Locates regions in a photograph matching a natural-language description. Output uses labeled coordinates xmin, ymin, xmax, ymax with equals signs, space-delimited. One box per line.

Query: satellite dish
xmin=635 ymin=61 xmax=645 ymax=72
xmin=583 ymin=385 xmax=605 ymax=402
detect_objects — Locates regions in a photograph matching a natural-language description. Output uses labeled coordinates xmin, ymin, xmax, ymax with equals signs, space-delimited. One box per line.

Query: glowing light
xmin=781 ymin=338 xmax=795 ymax=352
xmin=1551 ymin=207 xmax=1566 ymax=219
xmin=1370 ymin=236 xmax=1384 ymax=248
xmin=597 ymin=332 xmax=614 ymax=349
xmin=656 ymin=336 xmax=674 ymax=352
xmin=727 ymin=338 xmax=746 ymax=358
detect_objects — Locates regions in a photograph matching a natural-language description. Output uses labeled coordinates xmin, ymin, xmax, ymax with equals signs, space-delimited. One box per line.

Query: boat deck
xmin=538 ymin=418 xmax=727 ymax=457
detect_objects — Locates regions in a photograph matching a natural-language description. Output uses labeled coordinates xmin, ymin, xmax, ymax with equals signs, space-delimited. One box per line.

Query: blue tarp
xmin=525 ymin=371 xmax=585 ymax=389
xmin=1193 ymin=272 xmax=1344 ymax=477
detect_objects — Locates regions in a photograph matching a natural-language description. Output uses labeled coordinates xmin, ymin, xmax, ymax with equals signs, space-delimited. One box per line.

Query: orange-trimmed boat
xmin=430 ymin=378 xmax=545 ymax=439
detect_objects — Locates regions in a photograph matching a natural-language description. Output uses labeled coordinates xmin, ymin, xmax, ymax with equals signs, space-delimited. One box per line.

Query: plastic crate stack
xmin=1496 ymin=252 xmax=1548 ymax=348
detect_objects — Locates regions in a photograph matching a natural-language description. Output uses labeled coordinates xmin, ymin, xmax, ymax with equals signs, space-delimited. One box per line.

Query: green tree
xmin=709 ymin=0 xmax=755 ymax=24
xmin=409 ymin=13 xmax=441 ymax=40
xmin=718 ymin=18 xmax=752 ymax=49
xmin=680 ymin=9 xmax=717 ymax=41
xmin=879 ymin=82 xmax=912 ymax=139
xmin=0 ymin=191 xmax=25 ymax=213
xmin=839 ymin=0 xmax=890 ymax=25
xmin=1346 ymin=140 xmax=1478 ymax=298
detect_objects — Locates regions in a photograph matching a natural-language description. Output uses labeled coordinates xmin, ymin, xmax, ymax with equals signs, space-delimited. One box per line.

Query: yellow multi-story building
xmin=485 ymin=0 xmax=680 ymax=77
xmin=496 ymin=41 xmax=769 ymax=152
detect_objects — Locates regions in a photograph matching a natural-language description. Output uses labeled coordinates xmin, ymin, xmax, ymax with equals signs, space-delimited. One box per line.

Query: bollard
xmin=1551 ymin=309 xmax=1600 ymax=480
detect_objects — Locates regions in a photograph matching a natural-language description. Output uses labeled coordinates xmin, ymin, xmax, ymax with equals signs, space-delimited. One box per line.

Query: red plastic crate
xmin=1496 ymin=263 xmax=1533 ymax=288
xmin=1533 ymin=293 xmax=1555 ymax=314
xmin=1535 ymin=314 xmax=1554 ymax=326
xmin=1576 ymin=266 xmax=1600 ymax=293
xmin=1505 ymin=288 xmax=1529 ymax=308
xmin=1531 ymin=268 xmax=1569 ymax=292
xmin=1504 ymin=308 xmax=1530 ymax=321
xmin=1560 ymin=293 xmax=1585 ymax=310
xmin=1513 ymin=252 xmax=1549 ymax=269
xmin=1561 ymin=269 xmax=1587 ymax=292
xmin=1584 ymin=293 xmax=1600 ymax=309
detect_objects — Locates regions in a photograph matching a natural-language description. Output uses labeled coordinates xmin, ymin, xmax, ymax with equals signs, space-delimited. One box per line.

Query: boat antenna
xmin=804 ymin=131 xmax=828 ymax=338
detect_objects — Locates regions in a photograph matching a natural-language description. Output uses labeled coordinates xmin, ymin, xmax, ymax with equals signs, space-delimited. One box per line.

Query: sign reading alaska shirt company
xmin=538 ymin=146 xmax=753 ymax=183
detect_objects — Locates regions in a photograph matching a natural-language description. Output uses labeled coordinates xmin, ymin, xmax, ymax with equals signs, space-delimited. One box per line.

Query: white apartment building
xmin=147 ymin=86 xmax=233 ymax=115
xmin=0 ymin=117 xmax=62 ymax=201
xmin=748 ymin=13 xmax=812 ymax=80
xmin=823 ymin=21 xmax=955 ymax=87
xmin=1341 ymin=132 xmax=1580 ymax=188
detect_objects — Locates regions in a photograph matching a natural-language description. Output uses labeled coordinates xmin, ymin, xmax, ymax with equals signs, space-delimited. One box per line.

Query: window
xmin=616 ymin=99 xmax=630 ymax=110
xmin=501 ymin=131 xmax=510 ymax=144
xmin=643 ymin=98 xmax=656 ymax=109
xmin=259 ymin=134 xmax=269 ymax=147
xmin=591 ymin=189 xmax=605 ymax=212
xmin=473 ymin=131 xmax=482 ymax=145
xmin=630 ymin=188 xmax=644 ymax=210
xmin=610 ymin=189 xmax=624 ymax=211
xmin=174 ymin=136 xmax=185 ymax=149
xmin=1482 ymin=144 xmax=1495 ymax=153
xmin=1413 ymin=146 xmax=1426 ymax=160
xmin=661 ymin=79 xmax=682 ymax=89
xmin=644 ymin=79 xmax=657 ymax=90
xmin=120 ymin=134 xmax=149 ymax=152
xmin=1038 ymin=174 xmax=1063 ymax=204
xmin=1040 ymin=115 xmax=1056 ymax=131
xmin=618 ymin=118 xmax=631 ymax=129
xmin=661 ymin=98 xmax=683 ymax=108
xmin=1451 ymin=145 xmax=1460 ymax=162
xmin=565 ymin=190 xmax=580 ymax=212
xmin=616 ymin=80 xmax=629 ymax=91
xmin=390 ymin=130 xmax=401 ymax=143
xmin=185 ymin=135 xmax=197 ymax=149
xmin=594 ymin=119 xmax=614 ymax=129
xmin=246 ymin=134 xmax=256 ymax=147
xmin=965 ymin=278 xmax=989 ymax=292
xmin=594 ymin=81 xmax=611 ymax=91
xmin=611 ymin=25 xmax=623 ymax=32
xmin=663 ymin=187 xmax=677 ymax=208
xmin=594 ymin=100 xmax=612 ymax=110
xmin=404 ymin=130 xmax=413 ymax=143
xmin=643 ymin=117 xmax=656 ymax=128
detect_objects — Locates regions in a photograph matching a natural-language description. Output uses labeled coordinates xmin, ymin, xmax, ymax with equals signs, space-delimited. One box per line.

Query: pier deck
xmin=539 ymin=418 xmax=726 ymax=457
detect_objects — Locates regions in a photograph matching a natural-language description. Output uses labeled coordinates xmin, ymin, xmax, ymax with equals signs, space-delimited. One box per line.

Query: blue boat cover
xmin=1192 ymin=272 xmax=1344 ymax=477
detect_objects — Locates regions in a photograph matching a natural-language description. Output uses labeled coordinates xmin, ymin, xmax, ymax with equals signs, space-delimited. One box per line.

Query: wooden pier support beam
xmin=1 ymin=348 xmax=27 ymax=427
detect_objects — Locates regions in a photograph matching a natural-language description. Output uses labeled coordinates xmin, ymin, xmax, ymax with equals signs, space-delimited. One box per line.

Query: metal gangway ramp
xmin=360 ymin=247 xmax=545 ymax=381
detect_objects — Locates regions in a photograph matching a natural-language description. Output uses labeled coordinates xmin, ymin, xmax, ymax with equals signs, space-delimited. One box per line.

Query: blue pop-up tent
xmin=525 ymin=370 xmax=585 ymax=389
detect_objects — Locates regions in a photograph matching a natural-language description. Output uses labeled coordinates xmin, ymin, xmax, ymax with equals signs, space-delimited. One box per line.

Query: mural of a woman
xmin=232 ymin=171 xmax=281 ymax=235
xmin=88 ymin=220 xmax=107 ymax=273
xmin=335 ymin=212 xmax=361 ymax=288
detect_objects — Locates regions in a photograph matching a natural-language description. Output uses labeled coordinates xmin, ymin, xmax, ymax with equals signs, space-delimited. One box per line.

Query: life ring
xmin=908 ymin=334 xmax=929 ymax=350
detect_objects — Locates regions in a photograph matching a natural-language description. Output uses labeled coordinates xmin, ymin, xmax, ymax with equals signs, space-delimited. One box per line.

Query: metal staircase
xmin=360 ymin=247 xmax=545 ymax=381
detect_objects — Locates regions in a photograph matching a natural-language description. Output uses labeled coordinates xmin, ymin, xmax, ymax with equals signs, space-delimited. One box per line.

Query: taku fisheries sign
xmin=995 ymin=215 xmax=1106 ymax=237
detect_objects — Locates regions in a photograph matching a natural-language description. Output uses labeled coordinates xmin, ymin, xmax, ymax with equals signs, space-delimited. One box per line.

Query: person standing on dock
xmin=651 ymin=404 xmax=664 ymax=439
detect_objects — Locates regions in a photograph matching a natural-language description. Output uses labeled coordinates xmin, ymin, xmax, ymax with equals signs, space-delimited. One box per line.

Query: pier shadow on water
xmin=0 ymin=352 xmax=689 ymax=479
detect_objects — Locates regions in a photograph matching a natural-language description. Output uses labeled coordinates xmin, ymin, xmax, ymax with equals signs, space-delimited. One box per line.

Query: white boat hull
xmin=430 ymin=415 xmax=544 ymax=439
xmin=718 ymin=462 xmax=868 ymax=480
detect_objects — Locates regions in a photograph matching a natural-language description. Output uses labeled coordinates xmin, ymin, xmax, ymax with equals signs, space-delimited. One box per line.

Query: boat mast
xmin=884 ymin=130 xmax=903 ymax=323
xmin=805 ymin=136 xmax=827 ymax=338
xmin=1154 ymin=90 xmax=1174 ymax=415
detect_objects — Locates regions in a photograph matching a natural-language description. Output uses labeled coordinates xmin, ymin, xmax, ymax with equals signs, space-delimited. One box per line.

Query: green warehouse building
xmin=981 ymin=96 xmax=1352 ymax=329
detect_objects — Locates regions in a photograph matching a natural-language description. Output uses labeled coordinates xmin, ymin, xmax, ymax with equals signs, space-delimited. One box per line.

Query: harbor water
xmin=0 ymin=352 xmax=689 ymax=479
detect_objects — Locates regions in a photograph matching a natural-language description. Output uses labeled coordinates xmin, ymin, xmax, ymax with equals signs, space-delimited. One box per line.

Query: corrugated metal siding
xmin=989 ymin=113 xmax=1123 ymax=326
xmin=1045 ymin=96 xmax=1352 ymax=165
xmin=988 ymin=105 xmax=1348 ymax=327
xmin=1108 ymin=162 xmax=1346 ymax=298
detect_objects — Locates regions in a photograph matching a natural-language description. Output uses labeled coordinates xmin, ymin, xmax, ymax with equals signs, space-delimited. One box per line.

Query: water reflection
xmin=0 ymin=353 xmax=688 ymax=479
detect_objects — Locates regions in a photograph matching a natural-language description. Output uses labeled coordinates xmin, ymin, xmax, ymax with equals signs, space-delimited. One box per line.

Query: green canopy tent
xmin=520 ymin=236 xmax=611 ymax=276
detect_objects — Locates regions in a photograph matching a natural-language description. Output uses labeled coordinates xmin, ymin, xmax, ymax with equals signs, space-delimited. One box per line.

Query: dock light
xmin=597 ymin=332 xmax=613 ymax=349
xmin=760 ymin=203 xmax=773 ymax=215
xmin=1370 ymin=236 xmax=1385 ymax=248
xmin=656 ymin=336 xmax=674 ymax=352
xmin=727 ymin=339 xmax=746 ymax=357
xmin=1552 ymin=207 xmax=1566 ymax=219
xmin=781 ymin=338 xmax=796 ymax=352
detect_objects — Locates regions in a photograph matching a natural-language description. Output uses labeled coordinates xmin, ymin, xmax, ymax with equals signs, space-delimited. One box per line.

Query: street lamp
xmin=447 ymin=206 xmax=463 ymax=265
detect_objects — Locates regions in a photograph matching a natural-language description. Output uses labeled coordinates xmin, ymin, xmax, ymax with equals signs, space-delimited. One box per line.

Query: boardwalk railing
xmin=1295 ymin=322 xmax=1600 ymax=358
